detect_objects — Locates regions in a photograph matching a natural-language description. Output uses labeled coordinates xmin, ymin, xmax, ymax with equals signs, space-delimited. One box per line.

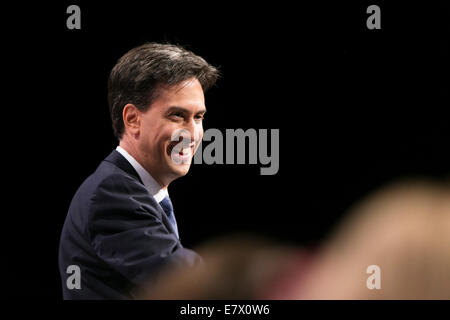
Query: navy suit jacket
xmin=59 ymin=150 xmax=202 ymax=299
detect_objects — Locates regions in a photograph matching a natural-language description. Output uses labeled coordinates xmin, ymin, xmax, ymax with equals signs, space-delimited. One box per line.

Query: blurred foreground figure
xmin=137 ymin=180 xmax=450 ymax=299
xmin=296 ymin=180 xmax=450 ymax=299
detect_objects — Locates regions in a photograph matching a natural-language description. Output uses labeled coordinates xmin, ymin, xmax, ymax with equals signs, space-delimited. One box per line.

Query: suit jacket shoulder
xmin=59 ymin=150 xmax=202 ymax=299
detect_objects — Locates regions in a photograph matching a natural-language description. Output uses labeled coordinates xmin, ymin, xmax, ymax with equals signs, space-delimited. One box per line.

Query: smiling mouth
xmin=167 ymin=141 xmax=195 ymax=161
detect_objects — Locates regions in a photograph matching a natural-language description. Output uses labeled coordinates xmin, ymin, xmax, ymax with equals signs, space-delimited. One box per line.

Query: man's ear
xmin=122 ymin=104 xmax=141 ymax=136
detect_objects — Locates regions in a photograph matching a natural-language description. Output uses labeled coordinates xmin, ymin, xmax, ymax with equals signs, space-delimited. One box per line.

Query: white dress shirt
xmin=116 ymin=146 xmax=168 ymax=203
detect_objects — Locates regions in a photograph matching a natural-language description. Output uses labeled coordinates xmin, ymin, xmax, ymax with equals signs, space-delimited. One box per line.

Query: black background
xmin=4 ymin=1 xmax=449 ymax=299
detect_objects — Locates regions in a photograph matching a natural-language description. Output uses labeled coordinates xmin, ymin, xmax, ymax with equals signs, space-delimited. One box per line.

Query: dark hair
xmin=108 ymin=42 xmax=219 ymax=139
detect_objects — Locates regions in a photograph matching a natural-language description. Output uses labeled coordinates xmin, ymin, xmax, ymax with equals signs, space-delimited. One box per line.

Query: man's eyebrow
xmin=166 ymin=106 xmax=206 ymax=114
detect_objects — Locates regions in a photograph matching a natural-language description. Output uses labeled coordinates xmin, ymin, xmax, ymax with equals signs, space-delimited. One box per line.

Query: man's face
xmin=137 ymin=78 xmax=206 ymax=186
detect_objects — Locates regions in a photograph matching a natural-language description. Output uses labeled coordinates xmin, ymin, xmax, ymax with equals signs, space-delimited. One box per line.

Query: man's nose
xmin=183 ymin=119 xmax=202 ymax=143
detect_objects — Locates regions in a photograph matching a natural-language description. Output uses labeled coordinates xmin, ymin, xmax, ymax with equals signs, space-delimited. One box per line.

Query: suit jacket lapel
xmin=103 ymin=150 xmax=144 ymax=185
xmin=103 ymin=150 xmax=180 ymax=241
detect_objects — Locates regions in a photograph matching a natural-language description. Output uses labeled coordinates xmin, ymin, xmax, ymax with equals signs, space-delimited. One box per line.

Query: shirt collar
xmin=116 ymin=146 xmax=168 ymax=203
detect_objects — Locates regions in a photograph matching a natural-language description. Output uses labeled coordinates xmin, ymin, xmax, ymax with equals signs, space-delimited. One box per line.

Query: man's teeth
xmin=179 ymin=148 xmax=191 ymax=156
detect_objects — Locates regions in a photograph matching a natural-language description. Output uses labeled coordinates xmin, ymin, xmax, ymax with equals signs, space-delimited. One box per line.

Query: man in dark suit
xmin=59 ymin=43 xmax=219 ymax=299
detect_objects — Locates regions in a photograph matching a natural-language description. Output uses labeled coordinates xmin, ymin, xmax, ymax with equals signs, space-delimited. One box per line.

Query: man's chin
xmin=169 ymin=165 xmax=191 ymax=179
xmin=165 ymin=157 xmax=192 ymax=177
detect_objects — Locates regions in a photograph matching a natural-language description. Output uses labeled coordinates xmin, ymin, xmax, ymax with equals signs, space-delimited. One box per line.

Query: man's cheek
xmin=194 ymin=133 xmax=203 ymax=153
xmin=196 ymin=126 xmax=204 ymax=144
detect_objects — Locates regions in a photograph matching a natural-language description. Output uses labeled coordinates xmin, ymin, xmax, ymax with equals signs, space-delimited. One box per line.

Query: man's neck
xmin=118 ymin=138 xmax=168 ymax=189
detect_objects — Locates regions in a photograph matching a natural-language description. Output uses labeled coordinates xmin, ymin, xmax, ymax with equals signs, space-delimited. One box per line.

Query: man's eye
xmin=195 ymin=114 xmax=205 ymax=121
xmin=172 ymin=112 xmax=184 ymax=119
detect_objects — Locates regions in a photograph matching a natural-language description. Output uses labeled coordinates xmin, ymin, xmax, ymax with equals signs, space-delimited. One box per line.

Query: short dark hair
xmin=108 ymin=42 xmax=219 ymax=139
